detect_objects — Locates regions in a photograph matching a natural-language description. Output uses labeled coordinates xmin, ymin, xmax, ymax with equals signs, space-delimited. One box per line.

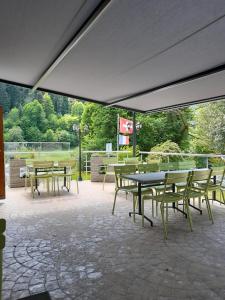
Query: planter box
xmin=90 ymin=155 xmax=115 ymax=182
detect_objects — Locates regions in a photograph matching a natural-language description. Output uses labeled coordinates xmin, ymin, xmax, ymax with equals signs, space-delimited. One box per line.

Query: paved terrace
xmin=1 ymin=181 xmax=225 ymax=300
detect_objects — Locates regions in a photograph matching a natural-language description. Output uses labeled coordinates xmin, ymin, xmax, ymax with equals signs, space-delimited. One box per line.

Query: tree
xmin=0 ymin=83 xmax=10 ymax=113
xmin=191 ymin=101 xmax=225 ymax=153
xmin=4 ymin=107 xmax=20 ymax=129
xmin=41 ymin=93 xmax=55 ymax=118
xmin=44 ymin=129 xmax=57 ymax=142
xmin=149 ymin=140 xmax=182 ymax=162
xmin=4 ymin=126 xmax=24 ymax=142
xmin=71 ymin=101 xmax=84 ymax=118
xmin=21 ymin=100 xmax=47 ymax=140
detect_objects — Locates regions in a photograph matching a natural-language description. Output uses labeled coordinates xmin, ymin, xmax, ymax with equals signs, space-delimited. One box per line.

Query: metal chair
xmin=30 ymin=161 xmax=54 ymax=197
xmin=187 ymin=169 xmax=213 ymax=223
xmin=142 ymin=172 xmax=192 ymax=239
xmin=102 ymin=157 xmax=117 ymax=190
xmin=54 ymin=160 xmax=79 ymax=194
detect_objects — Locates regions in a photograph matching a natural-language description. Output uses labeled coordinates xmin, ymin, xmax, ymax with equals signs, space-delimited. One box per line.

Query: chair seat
xmin=31 ymin=174 xmax=52 ymax=179
xmin=105 ymin=171 xmax=115 ymax=175
xmin=152 ymin=184 xmax=172 ymax=191
xmin=197 ymin=182 xmax=222 ymax=191
xmin=144 ymin=191 xmax=185 ymax=203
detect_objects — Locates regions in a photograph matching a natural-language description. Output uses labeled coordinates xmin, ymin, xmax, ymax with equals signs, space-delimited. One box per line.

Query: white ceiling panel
xmin=1 ymin=0 xmax=225 ymax=112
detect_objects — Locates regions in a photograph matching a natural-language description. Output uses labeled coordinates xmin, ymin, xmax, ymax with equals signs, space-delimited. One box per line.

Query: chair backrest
xmin=123 ymin=157 xmax=139 ymax=165
xmin=138 ymin=163 xmax=159 ymax=173
xmin=161 ymin=172 xmax=190 ymax=199
xmin=189 ymin=169 xmax=212 ymax=192
xmin=177 ymin=160 xmax=196 ymax=170
xmin=211 ymin=167 xmax=225 ymax=186
xmin=165 ymin=172 xmax=190 ymax=185
xmin=102 ymin=157 xmax=118 ymax=166
xmin=58 ymin=160 xmax=76 ymax=168
xmin=32 ymin=161 xmax=54 ymax=169
xmin=114 ymin=165 xmax=137 ymax=188
xmin=159 ymin=162 xmax=178 ymax=171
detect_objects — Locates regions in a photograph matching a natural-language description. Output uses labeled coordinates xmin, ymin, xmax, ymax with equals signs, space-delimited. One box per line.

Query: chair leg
xmin=166 ymin=203 xmax=168 ymax=222
xmin=45 ymin=178 xmax=49 ymax=195
xmin=76 ymin=180 xmax=79 ymax=194
xmin=57 ymin=177 xmax=60 ymax=195
xmin=184 ymin=199 xmax=193 ymax=232
xmin=103 ymin=174 xmax=106 ymax=190
xmin=205 ymin=195 xmax=214 ymax=224
xmin=220 ymin=189 xmax=225 ymax=204
xmin=112 ymin=190 xmax=118 ymax=215
xmin=152 ymin=199 xmax=154 ymax=218
xmin=141 ymin=197 xmax=145 ymax=227
xmin=160 ymin=203 xmax=167 ymax=240
xmin=198 ymin=197 xmax=201 ymax=209
xmin=133 ymin=196 xmax=136 ymax=222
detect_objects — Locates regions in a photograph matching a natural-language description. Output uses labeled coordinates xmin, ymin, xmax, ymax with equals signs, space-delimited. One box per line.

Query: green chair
xmin=123 ymin=157 xmax=139 ymax=165
xmin=187 ymin=169 xmax=213 ymax=223
xmin=0 ymin=219 xmax=6 ymax=300
xmin=138 ymin=163 xmax=159 ymax=173
xmin=159 ymin=162 xmax=178 ymax=171
xmin=112 ymin=165 xmax=153 ymax=218
xmin=55 ymin=160 xmax=79 ymax=194
xmin=102 ymin=157 xmax=118 ymax=190
xmin=30 ymin=161 xmax=55 ymax=197
xmin=142 ymin=172 xmax=192 ymax=239
xmin=138 ymin=163 xmax=162 ymax=216
xmin=197 ymin=167 xmax=225 ymax=205
xmin=177 ymin=160 xmax=196 ymax=170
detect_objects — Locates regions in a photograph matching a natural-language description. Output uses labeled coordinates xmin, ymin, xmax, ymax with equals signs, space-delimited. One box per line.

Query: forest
xmin=1 ymin=81 xmax=225 ymax=154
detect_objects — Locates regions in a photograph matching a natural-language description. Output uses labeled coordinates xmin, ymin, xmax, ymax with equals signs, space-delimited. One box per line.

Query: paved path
xmin=1 ymin=181 xmax=225 ymax=299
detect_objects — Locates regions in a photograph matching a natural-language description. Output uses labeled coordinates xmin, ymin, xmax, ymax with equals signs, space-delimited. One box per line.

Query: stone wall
xmin=90 ymin=155 xmax=115 ymax=182
xmin=9 ymin=159 xmax=28 ymax=188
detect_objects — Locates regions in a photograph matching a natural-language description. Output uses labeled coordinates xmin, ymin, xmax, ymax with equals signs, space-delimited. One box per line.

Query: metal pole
xmin=78 ymin=127 xmax=82 ymax=181
xmin=132 ymin=112 xmax=136 ymax=157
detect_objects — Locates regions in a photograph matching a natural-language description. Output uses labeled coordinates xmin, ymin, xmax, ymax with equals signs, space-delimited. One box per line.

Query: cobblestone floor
xmin=1 ymin=181 xmax=225 ymax=299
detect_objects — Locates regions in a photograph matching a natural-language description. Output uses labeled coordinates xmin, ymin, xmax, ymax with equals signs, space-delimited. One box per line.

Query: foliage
xmin=191 ymin=101 xmax=225 ymax=153
xmin=148 ymin=140 xmax=182 ymax=162
xmin=4 ymin=126 xmax=24 ymax=142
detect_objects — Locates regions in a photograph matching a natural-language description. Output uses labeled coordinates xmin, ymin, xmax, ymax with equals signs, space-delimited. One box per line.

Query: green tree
xmin=4 ymin=126 xmax=24 ymax=142
xmin=44 ymin=129 xmax=57 ymax=142
xmin=71 ymin=101 xmax=84 ymax=117
xmin=21 ymin=100 xmax=47 ymax=140
xmin=0 ymin=83 xmax=10 ymax=113
xmin=41 ymin=93 xmax=55 ymax=118
xmin=4 ymin=107 xmax=20 ymax=129
xmin=191 ymin=101 xmax=225 ymax=153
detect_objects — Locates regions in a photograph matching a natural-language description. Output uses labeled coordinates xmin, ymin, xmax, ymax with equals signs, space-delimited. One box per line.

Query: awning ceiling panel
xmin=1 ymin=0 xmax=225 ymax=113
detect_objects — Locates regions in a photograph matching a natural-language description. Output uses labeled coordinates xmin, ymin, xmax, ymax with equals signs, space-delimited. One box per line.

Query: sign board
xmin=106 ymin=143 xmax=112 ymax=152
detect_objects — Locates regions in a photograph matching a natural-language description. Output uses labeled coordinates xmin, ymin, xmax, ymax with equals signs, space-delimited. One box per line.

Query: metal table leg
xmin=129 ymin=182 xmax=153 ymax=226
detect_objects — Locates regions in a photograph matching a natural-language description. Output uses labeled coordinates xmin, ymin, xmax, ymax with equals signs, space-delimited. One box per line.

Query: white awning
xmin=1 ymin=0 xmax=225 ymax=112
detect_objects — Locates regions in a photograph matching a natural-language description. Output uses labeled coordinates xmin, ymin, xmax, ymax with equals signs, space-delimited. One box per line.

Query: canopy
xmin=1 ymin=0 xmax=225 ymax=112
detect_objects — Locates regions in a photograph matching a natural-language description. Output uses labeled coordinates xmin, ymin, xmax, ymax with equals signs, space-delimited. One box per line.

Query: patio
xmin=1 ymin=181 xmax=225 ymax=299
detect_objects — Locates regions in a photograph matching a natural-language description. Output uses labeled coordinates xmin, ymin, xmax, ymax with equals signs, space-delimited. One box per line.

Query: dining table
xmin=121 ymin=169 xmax=209 ymax=227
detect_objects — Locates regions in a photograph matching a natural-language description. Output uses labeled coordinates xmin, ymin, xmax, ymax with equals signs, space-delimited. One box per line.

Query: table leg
xmin=34 ymin=168 xmax=40 ymax=195
xmin=129 ymin=182 xmax=153 ymax=226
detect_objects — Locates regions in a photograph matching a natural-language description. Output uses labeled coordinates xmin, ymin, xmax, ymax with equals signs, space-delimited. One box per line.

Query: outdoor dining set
xmin=25 ymin=160 xmax=79 ymax=197
xmin=102 ymin=157 xmax=225 ymax=239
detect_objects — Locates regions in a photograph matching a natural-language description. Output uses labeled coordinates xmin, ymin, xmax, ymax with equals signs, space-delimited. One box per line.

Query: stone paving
xmin=1 ymin=181 xmax=225 ymax=299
